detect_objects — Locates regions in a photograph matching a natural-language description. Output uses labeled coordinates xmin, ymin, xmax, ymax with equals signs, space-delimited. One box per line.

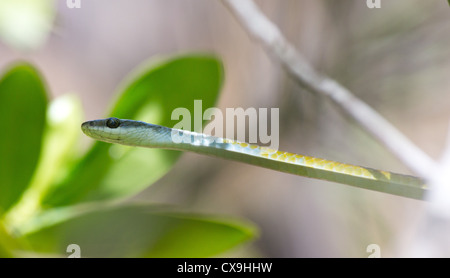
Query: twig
xmin=427 ymin=122 xmax=450 ymax=216
xmin=405 ymin=122 xmax=450 ymax=256
xmin=221 ymin=0 xmax=437 ymax=179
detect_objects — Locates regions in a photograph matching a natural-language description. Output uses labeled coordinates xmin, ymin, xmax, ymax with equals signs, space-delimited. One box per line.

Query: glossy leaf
xmin=0 ymin=63 xmax=47 ymax=212
xmin=42 ymin=54 xmax=223 ymax=207
xmin=22 ymin=204 xmax=257 ymax=258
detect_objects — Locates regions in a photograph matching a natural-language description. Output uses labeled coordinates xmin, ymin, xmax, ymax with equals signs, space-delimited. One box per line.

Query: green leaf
xmin=0 ymin=223 xmax=14 ymax=258
xmin=29 ymin=94 xmax=84 ymax=198
xmin=3 ymin=94 xmax=83 ymax=229
xmin=22 ymin=205 xmax=257 ymax=258
xmin=42 ymin=54 xmax=223 ymax=207
xmin=0 ymin=0 xmax=56 ymax=50
xmin=0 ymin=63 xmax=48 ymax=213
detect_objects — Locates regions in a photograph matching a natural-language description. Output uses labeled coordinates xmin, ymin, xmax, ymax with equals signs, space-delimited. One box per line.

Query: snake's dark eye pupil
xmin=106 ymin=118 xmax=120 ymax=128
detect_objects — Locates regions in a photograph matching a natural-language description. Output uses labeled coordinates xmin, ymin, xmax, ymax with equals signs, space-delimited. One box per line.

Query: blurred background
xmin=1 ymin=0 xmax=449 ymax=257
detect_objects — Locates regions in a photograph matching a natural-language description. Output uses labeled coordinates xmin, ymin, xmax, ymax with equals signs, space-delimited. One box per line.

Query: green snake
xmin=81 ymin=118 xmax=427 ymax=200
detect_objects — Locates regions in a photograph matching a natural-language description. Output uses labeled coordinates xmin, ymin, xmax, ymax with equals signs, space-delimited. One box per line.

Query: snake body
xmin=81 ymin=118 xmax=427 ymax=200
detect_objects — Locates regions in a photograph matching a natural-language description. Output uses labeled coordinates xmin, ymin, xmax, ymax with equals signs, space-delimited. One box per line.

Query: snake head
xmin=81 ymin=117 xmax=168 ymax=147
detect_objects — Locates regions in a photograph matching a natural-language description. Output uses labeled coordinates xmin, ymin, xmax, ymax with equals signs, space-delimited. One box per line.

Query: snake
xmin=81 ymin=117 xmax=427 ymax=200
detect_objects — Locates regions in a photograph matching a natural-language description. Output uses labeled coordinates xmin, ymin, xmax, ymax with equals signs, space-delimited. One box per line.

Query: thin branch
xmin=405 ymin=122 xmax=450 ymax=256
xmin=221 ymin=0 xmax=437 ymax=178
xmin=427 ymin=122 xmax=450 ymax=215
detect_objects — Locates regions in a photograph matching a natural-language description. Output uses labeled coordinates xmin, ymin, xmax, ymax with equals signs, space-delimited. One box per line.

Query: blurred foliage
xmin=0 ymin=56 xmax=258 ymax=257
xmin=23 ymin=204 xmax=256 ymax=258
xmin=0 ymin=64 xmax=47 ymax=212
xmin=0 ymin=0 xmax=56 ymax=50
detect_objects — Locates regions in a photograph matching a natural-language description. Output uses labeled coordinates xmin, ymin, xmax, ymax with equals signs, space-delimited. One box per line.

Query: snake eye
xmin=106 ymin=117 xmax=120 ymax=128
